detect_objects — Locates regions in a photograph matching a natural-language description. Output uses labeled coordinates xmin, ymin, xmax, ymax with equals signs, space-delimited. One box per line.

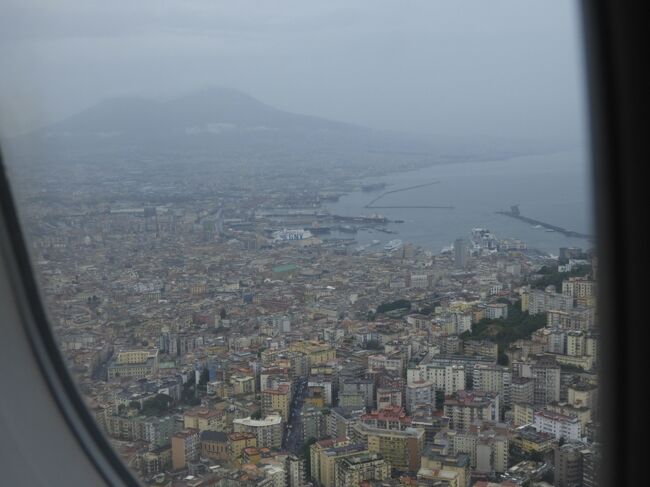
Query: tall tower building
xmin=554 ymin=443 xmax=584 ymax=487
xmin=454 ymin=238 xmax=468 ymax=269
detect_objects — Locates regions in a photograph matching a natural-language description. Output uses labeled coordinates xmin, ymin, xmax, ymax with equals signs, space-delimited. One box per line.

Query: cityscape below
xmin=10 ymin=119 xmax=599 ymax=486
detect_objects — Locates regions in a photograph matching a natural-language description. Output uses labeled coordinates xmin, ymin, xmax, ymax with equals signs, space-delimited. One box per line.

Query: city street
xmin=283 ymin=378 xmax=308 ymax=452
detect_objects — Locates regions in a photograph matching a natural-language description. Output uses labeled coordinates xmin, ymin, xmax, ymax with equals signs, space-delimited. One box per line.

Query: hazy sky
xmin=0 ymin=0 xmax=587 ymax=142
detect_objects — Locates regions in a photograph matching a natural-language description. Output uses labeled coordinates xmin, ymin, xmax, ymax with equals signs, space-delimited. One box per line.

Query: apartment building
xmin=407 ymin=364 xmax=465 ymax=396
xmin=200 ymin=430 xmax=229 ymax=461
xmin=227 ymin=432 xmax=257 ymax=465
xmin=335 ymin=452 xmax=390 ymax=487
xmin=360 ymin=406 xmax=412 ymax=431
xmin=511 ymin=377 xmax=534 ymax=405
xmin=310 ymin=439 xmax=366 ymax=487
xmin=171 ymin=428 xmax=200 ymax=470
xmin=533 ymin=410 xmax=581 ymax=441
xmin=233 ymin=414 xmax=283 ymax=449
xmin=472 ymin=364 xmax=512 ymax=410
xmin=405 ymin=381 xmax=436 ymax=415
xmin=183 ymin=407 xmax=225 ymax=432
xmin=354 ymin=423 xmax=425 ymax=473
xmin=443 ymin=391 xmax=499 ymax=431
xmin=262 ymin=385 xmax=291 ymax=421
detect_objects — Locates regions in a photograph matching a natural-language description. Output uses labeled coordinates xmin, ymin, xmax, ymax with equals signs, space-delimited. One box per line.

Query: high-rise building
xmin=405 ymin=381 xmax=436 ymax=415
xmin=302 ymin=406 xmax=328 ymax=442
xmin=353 ymin=423 xmax=425 ymax=472
xmin=445 ymin=423 xmax=510 ymax=474
xmin=262 ymin=384 xmax=291 ymax=421
xmin=582 ymin=445 xmax=601 ymax=487
xmin=554 ymin=442 xmax=584 ymax=487
xmin=286 ymin=454 xmax=307 ymax=487
xmin=454 ymin=238 xmax=468 ymax=269
xmin=328 ymin=407 xmax=365 ymax=438
xmin=530 ymin=363 xmax=561 ymax=406
xmin=171 ymin=428 xmax=200 ymax=470
xmin=511 ymin=377 xmax=535 ymax=405
xmin=472 ymin=364 xmax=512 ymax=411
xmin=310 ymin=439 xmax=366 ymax=487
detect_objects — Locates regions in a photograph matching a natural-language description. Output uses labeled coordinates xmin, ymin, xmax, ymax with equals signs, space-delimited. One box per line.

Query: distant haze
xmin=0 ymin=1 xmax=587 ymax=145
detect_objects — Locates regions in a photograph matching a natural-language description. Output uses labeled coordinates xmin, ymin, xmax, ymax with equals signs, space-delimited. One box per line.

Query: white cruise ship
xmin=384 ymin=239 xmax=403 ymax=251
xmin=272 ymin=229 xmax=313 ymax=242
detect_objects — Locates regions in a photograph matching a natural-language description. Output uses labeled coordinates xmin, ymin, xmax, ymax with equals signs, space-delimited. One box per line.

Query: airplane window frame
xmin=0 ymin=1 xmax=644 ymax=485
xmin=0 ymin=163 xmax=139 ymax=484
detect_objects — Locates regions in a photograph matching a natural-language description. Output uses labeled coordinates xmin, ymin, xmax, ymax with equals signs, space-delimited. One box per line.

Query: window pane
xmin=1 ymin=1 xmax=598 ymax=485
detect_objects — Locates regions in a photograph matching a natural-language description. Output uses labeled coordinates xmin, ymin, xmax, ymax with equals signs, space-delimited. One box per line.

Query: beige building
xmin=310 ymin=438 xmax=366 ymax=487
xmin=420 ymin=453 xmax=470 ymax=487
xmin=463 ymin=340 xmax=499 ymax=361
xmin=566 ymin=331 xmax=585 ymax=356
xmin=200 ymin=431 xmax=229 ymax=461
xmin=567 ymin=383 xmax=598 ymax=411
xmin=141 ymin=446 xmax=172 ymax=478
xmin=552 ymin=353 xmax=594 ymax=370
xmin=443 ymin=391 xmax=499 ymax=431
xmin=227 ymin=432 xmax=257 ymax=465
xmin=335 ymin=452 xmax=390 ymax=487
xmin=547 ymin=402 xmax=592 ymax=428
xmin=262 ymin=385 xmax=291 ymax=421
xmin=446 ymin=425 xmax=509 ymax=474
xmin=562 ymin=277 xmax=596 ymax=300
xmin=417 ymin=467 xmax=461 ymax=487
xmin=289 ymin=341 xmax=336 ymax=367
xmin=230 ymin=375 xmax=255 ymax=395
xmin=108 ymin=349 xmax=159 ymax=380
xmin=513 ymin=402 xmax=535 ymax=427
xmin=511 ymin=425 xmax=556 ymax=454
xmin=171 ymin=428 xmax=199 ymax=470
xmin=354 ymin=423 xmax=425 ymax=472
xmin=368 ymin=353 xmax=404 ymax=375
xmin=183 ymin=407 xmax=225 ymax=432
xmin=233 ymin=414 xmax=283 ymax=449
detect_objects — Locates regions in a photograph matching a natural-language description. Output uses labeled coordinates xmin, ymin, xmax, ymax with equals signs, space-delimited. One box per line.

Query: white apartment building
xmin=533 ymin=409 xmax=581 ymax=441
xmin=472 ymin=364 xmax=512 ymax=409
xmin=407 ymin=364 xmax=465 ymax=396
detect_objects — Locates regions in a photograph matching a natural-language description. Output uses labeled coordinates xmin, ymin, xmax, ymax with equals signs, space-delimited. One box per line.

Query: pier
xmin=364 ymin=181 xmax=454 ymax=209
xmin=496 ymin=205 xmax=593 ymax=240
xmin=367 ymin=205 xmax=454 ymax=209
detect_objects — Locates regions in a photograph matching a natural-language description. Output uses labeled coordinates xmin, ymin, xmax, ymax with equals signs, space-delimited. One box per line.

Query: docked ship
xmin=338 ymin=225 xmax=358 ymax=233
xmin=384 ymin=239 xmax=403 ymax=251
xmin=272 ymin=229 xmax=313 ymax=242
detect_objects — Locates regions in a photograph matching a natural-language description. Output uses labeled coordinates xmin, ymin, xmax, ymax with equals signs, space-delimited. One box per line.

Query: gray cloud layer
xmin=0 ymin=0 xmax=587 ymax=143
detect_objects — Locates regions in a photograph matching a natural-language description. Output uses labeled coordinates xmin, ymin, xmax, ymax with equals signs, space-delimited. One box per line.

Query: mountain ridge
xmin=10 ymin=87 xmax=573 ymax=168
